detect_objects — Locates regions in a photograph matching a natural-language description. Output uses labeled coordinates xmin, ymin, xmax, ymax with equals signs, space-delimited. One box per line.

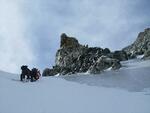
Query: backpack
xmin=31 ymin=68 xmax=41 ymax=80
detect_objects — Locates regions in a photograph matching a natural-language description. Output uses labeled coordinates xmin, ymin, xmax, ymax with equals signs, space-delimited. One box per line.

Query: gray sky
xmin=0 ymin=0 xmax=150 ymax=73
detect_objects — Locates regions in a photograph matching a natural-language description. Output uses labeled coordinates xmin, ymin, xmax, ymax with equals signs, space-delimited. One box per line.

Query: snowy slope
xmin=0 ymin=59 xmax=150 ymax=113
xmin=63 ymin=59 xmax=150 ymax=92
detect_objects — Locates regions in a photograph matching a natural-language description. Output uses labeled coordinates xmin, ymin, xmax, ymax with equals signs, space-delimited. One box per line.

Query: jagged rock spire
xmin=60 ymin=33 xmax=80 ymax=48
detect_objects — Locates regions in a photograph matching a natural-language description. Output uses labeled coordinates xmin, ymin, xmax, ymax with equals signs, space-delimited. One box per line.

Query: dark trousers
xmin=20 ymin=74 xmax=30 ymax=81
xmin=30 ymin=75 xmax=36 ymax=82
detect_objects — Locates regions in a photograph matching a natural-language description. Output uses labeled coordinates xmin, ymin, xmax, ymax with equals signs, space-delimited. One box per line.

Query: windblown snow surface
xmin=0 ymin=59 xmax=150 ymax=113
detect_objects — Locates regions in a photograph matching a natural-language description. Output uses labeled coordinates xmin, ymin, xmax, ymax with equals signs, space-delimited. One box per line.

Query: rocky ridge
xmin=123 ymin=28 xmax=150 ymax=59
xmin=43 ymin=33 xmax=125 ymax=76
xmin=43 ymin=28 xmax=150 ymax=76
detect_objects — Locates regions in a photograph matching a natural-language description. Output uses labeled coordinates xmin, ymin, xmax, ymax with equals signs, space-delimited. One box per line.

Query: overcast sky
xmin=0 ymin=0 xmax=150 ymax=73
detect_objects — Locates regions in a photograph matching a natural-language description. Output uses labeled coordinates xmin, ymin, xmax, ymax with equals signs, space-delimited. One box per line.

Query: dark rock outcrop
xmin=88 ymin=55 xmax=121 ymax=74
xmin=42 ymin=33 xmax=122 ymax=76
xmin=112 ymin=50 xmax=128 ymax=61
xmin=60 ymin=33 xmax=80 ymax=48
xmin=42 ymin=67 xmax=60 ymax=76
xmin=123 ymin=28 xmax=150 ymax=59
xmin=42 ymin=28 xmax=150 ymax=76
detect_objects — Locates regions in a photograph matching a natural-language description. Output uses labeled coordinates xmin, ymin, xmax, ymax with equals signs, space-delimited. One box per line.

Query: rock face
xmin=143 ymin=50 xmax=150 ymax=59
xmin=88 ymin=55 xmax=121 ymax=74
xmin=60 ymin=33 xmax=80 ymax=48
xmin=43 ymin=33 xmax=122 ymax=76
xmin=55 ymin=33 xmax=86 ymax=67
xmin=123 ymin=28 xmax=150 ymax=59
xmin=42 ymin=28 xmax=150 ymax=76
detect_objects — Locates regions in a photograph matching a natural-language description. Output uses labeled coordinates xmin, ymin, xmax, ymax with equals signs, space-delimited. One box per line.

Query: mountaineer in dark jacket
xmin=20 ymin=65 xmax=31 ymax=81
xmin=30 ymin=68 xmax=41 ymax=82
